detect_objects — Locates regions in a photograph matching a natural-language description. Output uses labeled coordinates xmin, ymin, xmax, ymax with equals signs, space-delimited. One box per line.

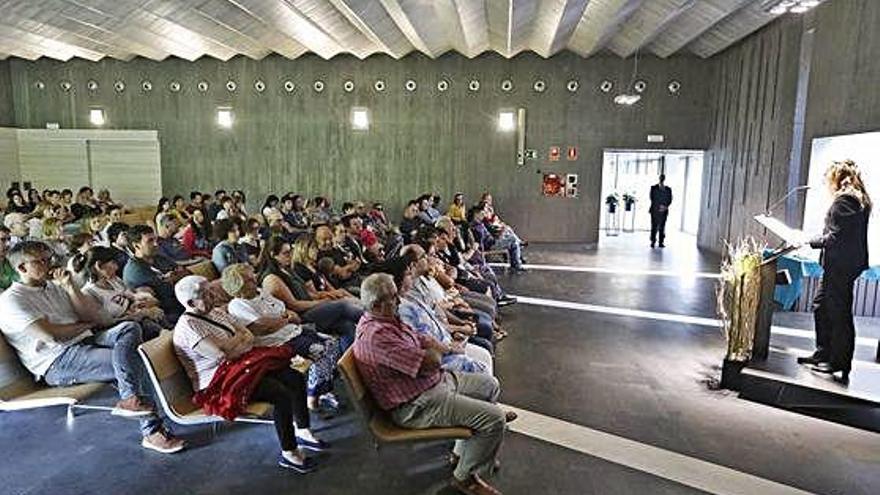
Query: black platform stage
xmin=739 ymin=349 xmax=880 ymax=433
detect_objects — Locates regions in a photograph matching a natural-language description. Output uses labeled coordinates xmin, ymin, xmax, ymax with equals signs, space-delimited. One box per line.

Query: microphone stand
xmin=764 ymin=185 xmax=810 ymax=217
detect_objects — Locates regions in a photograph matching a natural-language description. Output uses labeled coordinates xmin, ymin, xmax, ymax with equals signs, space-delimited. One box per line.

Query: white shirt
xmin=82 ymin=278 xmax=131 ymax=319
xmin=227 ymin=294 xmax=302 ymax=347
xmin=0 ymin=281 xmax=93 ymax=378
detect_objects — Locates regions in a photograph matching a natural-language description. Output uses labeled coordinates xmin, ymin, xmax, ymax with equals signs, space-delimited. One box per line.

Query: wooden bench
xmin=337 ymin=348 xmax=472 ymax=448
xmin=0 ymin=330 xmax=108 ymax=419
xmin=120 ymin=206 xmax=157 ymax=228
xmin=137 ymin=331 xmax=272 ymax=426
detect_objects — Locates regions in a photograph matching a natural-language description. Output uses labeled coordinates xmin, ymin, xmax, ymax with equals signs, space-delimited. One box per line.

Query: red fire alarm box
xmin=549 ymin=146 xmax=560 ymax=161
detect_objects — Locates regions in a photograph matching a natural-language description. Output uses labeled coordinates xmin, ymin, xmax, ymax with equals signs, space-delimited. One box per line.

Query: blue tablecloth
xmin=768 ymin=251 xmax=880 ymax=309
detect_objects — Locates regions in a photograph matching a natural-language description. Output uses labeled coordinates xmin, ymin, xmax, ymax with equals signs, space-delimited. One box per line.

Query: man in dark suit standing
xmin=649 ymin=174 xmax=673 ymax=248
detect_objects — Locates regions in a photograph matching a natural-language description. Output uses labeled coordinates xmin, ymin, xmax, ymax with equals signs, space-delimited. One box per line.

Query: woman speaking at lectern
xmin=799 ymin=160 xmax=871 ymax=383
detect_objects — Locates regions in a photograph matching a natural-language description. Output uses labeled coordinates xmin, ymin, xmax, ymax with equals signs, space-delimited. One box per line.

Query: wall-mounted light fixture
xmin=89 ymin=108 xmax=105 ymax=126
xmin=217 ymin=107 xmax=233 ymax=128
xmin=498 ymin=110 xmax=516 ymax=132
xmin=351 ymin=107 xmax=370 ymax=130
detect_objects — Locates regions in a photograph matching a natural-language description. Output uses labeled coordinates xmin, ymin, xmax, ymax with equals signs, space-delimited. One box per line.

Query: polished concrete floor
xmin=2 ymin=232 xmax=878 ymax=494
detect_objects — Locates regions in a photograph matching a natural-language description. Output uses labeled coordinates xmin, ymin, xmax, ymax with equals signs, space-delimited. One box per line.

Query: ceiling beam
xmin=448 ymin=0 xmax=490 ymax=58
xmin=377 ymin=0 xmax=436 ymax=57
xmin=506 ymin=0 xmax=539 ymax=57
xmin=0 ymin=2 xmax=137 ymax=60
xmin=0 ymin=25 xmax=105 ymax=61
xmin=142 ymin=0 xmax=271 ymax=60
xmin=326 ymin=0 xmax=414 ymax=58
xmin=199 ymin=0 xmax=308 ymax=60
xmin=687 ymin=1 xmax=781 ymax=58
xmin=567 ymin=0 xmax=645 ymax=57
xmin=647 ymin=0 xmax=752 ymax=58
xmin=485 ymin=0 xmax=511 ymax=56
xmin=219 ymin=0 xmax=345 ymax=59
xmin=529 ymin=0 xmax=592 ymax=58
xmin=281 ymin=0 xmax=383 ymax=59
xmin=606 ymin=0 xmax=697 ymax=58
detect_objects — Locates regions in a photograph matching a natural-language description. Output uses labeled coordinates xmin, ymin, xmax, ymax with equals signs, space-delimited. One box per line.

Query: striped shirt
xmin=352 ymin=312 xmax=442 ymax=411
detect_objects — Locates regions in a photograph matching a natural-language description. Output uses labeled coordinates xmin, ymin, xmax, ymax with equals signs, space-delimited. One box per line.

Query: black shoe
xmin=797 ymin=355 xmax=826 ymax=365
xmin=832 ymin=371 xmax=850 ymax=384
xmin=497 ymin=296 xmax=517 ymax=307
xmin=650 ymin=242 xmax=655 ymax=248
xmin=659 ymin=243 xmax=666 ymax=248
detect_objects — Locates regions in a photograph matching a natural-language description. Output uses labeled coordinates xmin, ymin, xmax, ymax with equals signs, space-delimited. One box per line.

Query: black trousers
xmin=251 ymin=367 xmax=310 ymax=451
xmin=650 ymin=211 xmax=668 ymax=244
xmin=812 ymin=271 xmax=858 ymax=372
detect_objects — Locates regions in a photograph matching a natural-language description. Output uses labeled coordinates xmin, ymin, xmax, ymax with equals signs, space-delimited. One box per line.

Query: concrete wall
xmin=799 ymin=0 xmax=880 ymax=223
xmin=5 ymin=51 xmax=713 ymax=243
xmin=0 ymin=61 xmax=14 ymax=126
xmin=698 ymin=0 xmax=880 ymax=253
xmin=697 ymin=18 xmax=803 ymax=253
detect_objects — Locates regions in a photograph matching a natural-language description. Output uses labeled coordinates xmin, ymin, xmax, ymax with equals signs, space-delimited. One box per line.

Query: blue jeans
xmin=493 ymin=231 xmax=522 ymax=268
xmin=302 ymin=299 xmax=363 ymax=351
xmin=44 ymin=321 xmax=163 ymax=436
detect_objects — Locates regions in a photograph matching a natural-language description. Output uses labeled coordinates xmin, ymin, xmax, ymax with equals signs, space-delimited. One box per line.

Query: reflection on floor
xmin=2 ymin=237 xmax=879 ymax=495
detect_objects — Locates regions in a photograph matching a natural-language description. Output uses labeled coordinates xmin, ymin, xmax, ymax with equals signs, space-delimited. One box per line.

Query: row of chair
xmin=1 ymin=256 xmax=471 ymax=448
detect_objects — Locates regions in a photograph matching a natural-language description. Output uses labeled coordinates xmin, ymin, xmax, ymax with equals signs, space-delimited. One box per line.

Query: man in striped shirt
xmin=353 ymin=273 xmax=509 ymax=495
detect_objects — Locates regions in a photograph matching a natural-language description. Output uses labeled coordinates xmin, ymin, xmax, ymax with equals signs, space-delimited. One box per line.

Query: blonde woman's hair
xmin=42 ymin=217 xmax=61 ymax=238
xmin=220 ymin=263 xmax=250 ymax=298
xmin=291 ymin=235 xmax=317 ymax=266
xmin=826 ymin=159 xmax=872 ymax=210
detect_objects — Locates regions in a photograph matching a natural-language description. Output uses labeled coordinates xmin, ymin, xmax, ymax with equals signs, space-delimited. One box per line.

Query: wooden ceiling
xmin=0 ymin=0 xmax=785 ymax=62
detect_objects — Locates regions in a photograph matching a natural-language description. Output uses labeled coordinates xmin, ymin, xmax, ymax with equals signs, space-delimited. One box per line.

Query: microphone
xmin=765 ymin=185 xmax=810 ymax=216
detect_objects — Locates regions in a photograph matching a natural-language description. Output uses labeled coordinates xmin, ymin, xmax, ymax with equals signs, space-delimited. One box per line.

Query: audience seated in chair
xmin=447 ymin=193 xmax=467 ymax=224
xmin=180 ymin=209 xmax=212 ymax=259
xmin=258 ymin=238 xmax=363 ymax=350
xmin=401 ymin=244 xmax=496 ymax=354
xmin=171 ymin=275 xmax=325 ymax=472
xmin=468 ymin=206 xmax=524 ymax=273
xmin=155 ymin=213 xmax=201 ymax=265
xmin=291 ymin=234 xmax=355 ymax=301
xmin=353 ymin=273 xmax=512 ymax=495
xmin=212 ymin=218 xmax=249 ymax=274
xmin=81 ymin=246 xmax=166 ymax=340
xmin=435 ymin=217 xmax=514 ymax=306
xmin=123 ymin=225 xmax=187 ymax=323
xmin=0 ymin=226 xmax=18 ymax=291
xmin=314 ymin=224 xmax=361 ymax=289
xmin=389 ymin=258 xmax=493 ymax=375
xmin=0 ymin=240 xmax=185 ymax=453
xmin=220 ymin=263 xmax=341 ymax=416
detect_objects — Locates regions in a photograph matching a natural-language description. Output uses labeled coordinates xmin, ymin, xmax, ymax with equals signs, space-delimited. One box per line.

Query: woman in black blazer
xmin=799 ymin=160 xmax=872 ymax=383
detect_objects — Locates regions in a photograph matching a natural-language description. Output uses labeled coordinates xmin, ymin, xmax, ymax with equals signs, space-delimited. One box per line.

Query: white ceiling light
xmin=351 ymin=107 xmax=370 ymax=130
xmin=217 ymin=107 xmax=233 ymax=128
xmin=763 ymin=0 xmax=825 ymax=15
xmin=615 ymin=50 xmax=643 ymax=106
xmin=613 ymin=94 xmax=642 ymax=106
xmin=89 ymin=108 xmax=105 ymax=126
xmin=498 ymin=111 xmax=516 ymax=132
